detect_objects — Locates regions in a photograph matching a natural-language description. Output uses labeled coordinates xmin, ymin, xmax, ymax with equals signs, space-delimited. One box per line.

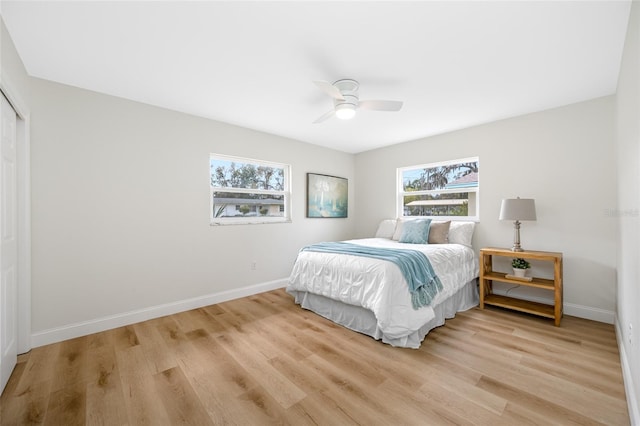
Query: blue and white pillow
xmin=399 ymin=219 xmax=432 ymax=244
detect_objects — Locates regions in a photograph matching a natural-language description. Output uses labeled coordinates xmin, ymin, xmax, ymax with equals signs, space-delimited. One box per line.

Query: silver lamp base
xmin=511 ymin=220 xmax=524 ymax=252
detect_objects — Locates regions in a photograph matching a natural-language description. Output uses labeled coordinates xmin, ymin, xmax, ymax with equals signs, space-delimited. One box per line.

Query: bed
xmin=286 ymin=219 xmax=479 ymax=348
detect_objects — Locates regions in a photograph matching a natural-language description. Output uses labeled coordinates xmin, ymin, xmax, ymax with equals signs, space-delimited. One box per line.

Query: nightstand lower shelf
xmin=483 ymin=294 xmax=555 ymax=319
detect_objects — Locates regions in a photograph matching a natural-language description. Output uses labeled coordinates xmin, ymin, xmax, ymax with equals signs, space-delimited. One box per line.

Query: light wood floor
xmin=0 ymin=288 xmax=629 ymax=425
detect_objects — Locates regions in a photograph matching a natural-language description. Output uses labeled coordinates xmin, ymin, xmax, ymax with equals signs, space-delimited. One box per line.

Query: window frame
xmin=210 ymin=153 xmax=292 ymax=225
xmin=397 ymin=156 xmax=479 ymax=222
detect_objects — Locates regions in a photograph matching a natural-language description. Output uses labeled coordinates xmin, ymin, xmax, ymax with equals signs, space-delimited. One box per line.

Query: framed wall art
xmin=306 ymin=173 xmax=348 ymax=218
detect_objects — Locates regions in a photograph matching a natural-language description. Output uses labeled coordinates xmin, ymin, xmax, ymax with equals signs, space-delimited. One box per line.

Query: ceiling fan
xmin=313 ymin=79 xmax=403 ymax=124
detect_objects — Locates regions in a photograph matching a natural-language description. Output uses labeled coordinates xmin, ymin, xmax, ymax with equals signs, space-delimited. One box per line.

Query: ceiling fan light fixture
xmin=312 ymin=79 xmax=402 ymax=124
xmin=335 ymin=103 xmax=356 ymax=120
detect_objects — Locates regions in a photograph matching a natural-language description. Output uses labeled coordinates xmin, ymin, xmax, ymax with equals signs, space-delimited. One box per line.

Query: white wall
xmin=615 ymin=0 xmax=640 ymax=422
xmin=355 ymin=96 xmax=617 ymax=321
xmin=28 ymin=77 xmax=355 ymax=340
xmin=1 ymin=17 xmax=29 ymax=98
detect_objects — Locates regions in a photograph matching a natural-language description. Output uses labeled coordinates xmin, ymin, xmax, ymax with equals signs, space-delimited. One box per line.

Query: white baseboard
xmin=564 ymin=302 xmax=615 ymax=324
xmin=616 ymin=317 xmax=639 ymax=426
xmin=491 ymin=288 xmax=615 ymax=324
xmin=30 ymin=278 xmax=288 ymax=348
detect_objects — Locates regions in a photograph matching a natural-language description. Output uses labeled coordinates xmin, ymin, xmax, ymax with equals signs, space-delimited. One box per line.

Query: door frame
xmin=1 ymin=71 xmax=31 ymax=354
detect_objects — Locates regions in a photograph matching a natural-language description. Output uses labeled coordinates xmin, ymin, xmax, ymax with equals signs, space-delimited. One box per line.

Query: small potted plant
xmin=511 ymin=258 xmax=531 ymax=278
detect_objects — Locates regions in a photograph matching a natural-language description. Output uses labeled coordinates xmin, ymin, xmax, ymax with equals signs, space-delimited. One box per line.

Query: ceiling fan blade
xmin=314 ymin=80 xmax=345 ymax=100
xmin=359 ymin=100 xmax=403 ymax=112
xmin=313 ymin=109 xmax=335 ymax=124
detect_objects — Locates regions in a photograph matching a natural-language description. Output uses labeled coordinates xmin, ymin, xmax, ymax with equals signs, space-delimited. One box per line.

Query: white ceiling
xmin=0 ymin=1 xmax=631 ymax=153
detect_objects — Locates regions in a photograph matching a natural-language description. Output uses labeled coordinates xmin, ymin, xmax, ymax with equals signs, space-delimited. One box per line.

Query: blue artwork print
xmin=307 ymin=173 xmax=348 ymax=218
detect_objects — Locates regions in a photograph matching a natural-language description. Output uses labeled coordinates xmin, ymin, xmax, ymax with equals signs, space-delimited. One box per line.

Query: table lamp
xmin=499 ymin=197 xmax=537 ymax=252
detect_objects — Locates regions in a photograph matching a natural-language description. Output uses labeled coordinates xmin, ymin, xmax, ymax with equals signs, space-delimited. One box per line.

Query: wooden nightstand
xmin=479 ymin=247 xmax=563 ymax=326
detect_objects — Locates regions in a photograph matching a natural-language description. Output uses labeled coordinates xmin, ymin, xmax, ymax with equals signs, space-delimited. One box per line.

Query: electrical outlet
xmin=251 ymin=262 xmax=257 ymax=271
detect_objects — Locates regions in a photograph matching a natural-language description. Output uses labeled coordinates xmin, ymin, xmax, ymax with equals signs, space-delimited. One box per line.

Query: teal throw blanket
xmin=301 ymin=242 xmax=443 ymax=309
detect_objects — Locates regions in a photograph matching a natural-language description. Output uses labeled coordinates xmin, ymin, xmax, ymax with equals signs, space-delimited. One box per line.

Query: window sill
xmin=210 ymin=218 xmax=292 ymax=226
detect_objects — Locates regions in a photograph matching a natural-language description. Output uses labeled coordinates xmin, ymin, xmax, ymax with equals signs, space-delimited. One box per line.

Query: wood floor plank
xmin=132 ymin=320 xmax=178 ymax=374
xmin=0 ymin=355 xmax=27 ymax=405
xmin=12 ymin=343 xmax=59 ymax=396
xmin=85 ymin=338 xmax=128 ymax=426
xmin=174 ymin=332 xmax=273 ymax=425
xmin=518 ymin=353 xmax=626 ymax=400
xmin=416 ymin=357 xmax=508 ymax=416
xmin=0 ymin=288 xmax=629 ymax=425
xmin=153 ymin=367 xmax=214 ymax=426
xmin=213 ymin=305 xmax=288 ymax=361
xmin=213 ymin=331 xmax=307 ymax=409
xmin=111 ymin=325 xmax=140 ymax=351
xmin=412 ymin=379 xmax=504 ymax=425
xmin=429 ymin=323 xmax=627 ymax=422
xmin=235 ymin=385 xmax=298 ymax=424
xmin=286 ymin=391 xmax=363 ymax=425
xmin=297 ymin=354 xmax=398 ymax=425
xmin=0 ymin=345 xmax=59 ymax=425
xmin=284 ymin=321 xmax=388 ymax=389
xmin=44 ymin=381 xmax=86 ymax=426
xmin=182 ymin=329 xmax=298 ymax=425
xmin=469 ymin=328 xmax=626 ymax=397
xmin=184 ymin=331 xmax=260 ymax=397
xmin=50 ymin=336 xmax=90 ymax=393
xmin=476 ymin=375 xmax=609 ymax=426
xmin=116 ymin=345 xmax=171 ymax=425
xmin=270 ymin=358 xmax=370 ymax=425
xmin=0 ymin=377 xmax=50 ymax=425
xmin=171 ymin=307 xmax=222 ymax=335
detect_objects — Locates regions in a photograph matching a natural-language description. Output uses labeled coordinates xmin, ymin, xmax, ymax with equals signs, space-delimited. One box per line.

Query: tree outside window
xmin=398 ymin=157 xmax=479 ymax=220
xmin=210 ymin=154 xmax=291 ymax=225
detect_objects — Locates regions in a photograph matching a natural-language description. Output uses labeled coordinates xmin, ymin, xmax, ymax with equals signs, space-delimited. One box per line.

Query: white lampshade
xmin=335 ymin=104 xmax=356 ymax=120
xmin=499 ymin=198 xmax=537 ymax=221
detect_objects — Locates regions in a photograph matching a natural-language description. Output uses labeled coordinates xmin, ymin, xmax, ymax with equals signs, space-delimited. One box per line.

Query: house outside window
xmin=397 ymin=157 xmax=479 ymax=221
xmin=210 ymin=154 xmax=291 ymax=225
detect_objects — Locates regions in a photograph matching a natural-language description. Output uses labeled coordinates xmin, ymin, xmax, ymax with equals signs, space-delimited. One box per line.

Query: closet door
xmin=0 ymin=92 xmax=18 ymax=394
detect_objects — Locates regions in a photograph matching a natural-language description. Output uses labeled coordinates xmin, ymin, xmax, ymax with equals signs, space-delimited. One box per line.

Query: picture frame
xmin=306 ymin=173 xmax=348 ymax=218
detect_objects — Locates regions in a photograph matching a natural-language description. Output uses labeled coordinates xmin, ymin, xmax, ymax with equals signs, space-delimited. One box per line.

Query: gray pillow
xmin=428 ymin=221 xmax=451 ymax=244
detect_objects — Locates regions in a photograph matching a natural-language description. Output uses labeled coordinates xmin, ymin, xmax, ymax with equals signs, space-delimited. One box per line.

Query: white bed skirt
xmin=290 ymin=279 xmax=479 ymax=349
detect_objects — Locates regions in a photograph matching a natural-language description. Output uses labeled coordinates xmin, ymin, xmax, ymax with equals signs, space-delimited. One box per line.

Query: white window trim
xmin=397 ymin=156 xmax=479 ymax=222
xmin=210 ymin=154 xmax=291 ymax=225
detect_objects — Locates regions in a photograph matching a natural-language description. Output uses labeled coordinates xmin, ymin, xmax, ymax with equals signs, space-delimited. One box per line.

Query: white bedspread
xmin=286 ymin=238 xmax=478 ymax=340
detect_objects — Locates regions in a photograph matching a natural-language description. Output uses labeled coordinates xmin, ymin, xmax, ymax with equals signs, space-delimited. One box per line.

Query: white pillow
xmin=375 ymin=219 xmax=397 ymax=239
xmin=392 ymin=218 xmax=409 ymax=241
xmin=448 ymin=221 xmax=476 ymax=246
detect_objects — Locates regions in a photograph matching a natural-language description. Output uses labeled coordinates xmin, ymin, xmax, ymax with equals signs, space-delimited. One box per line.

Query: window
xmin=397 ymin=157 xmax=479 ymax=221
xmin=210 ymin=154 xmax=291 ymax=225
